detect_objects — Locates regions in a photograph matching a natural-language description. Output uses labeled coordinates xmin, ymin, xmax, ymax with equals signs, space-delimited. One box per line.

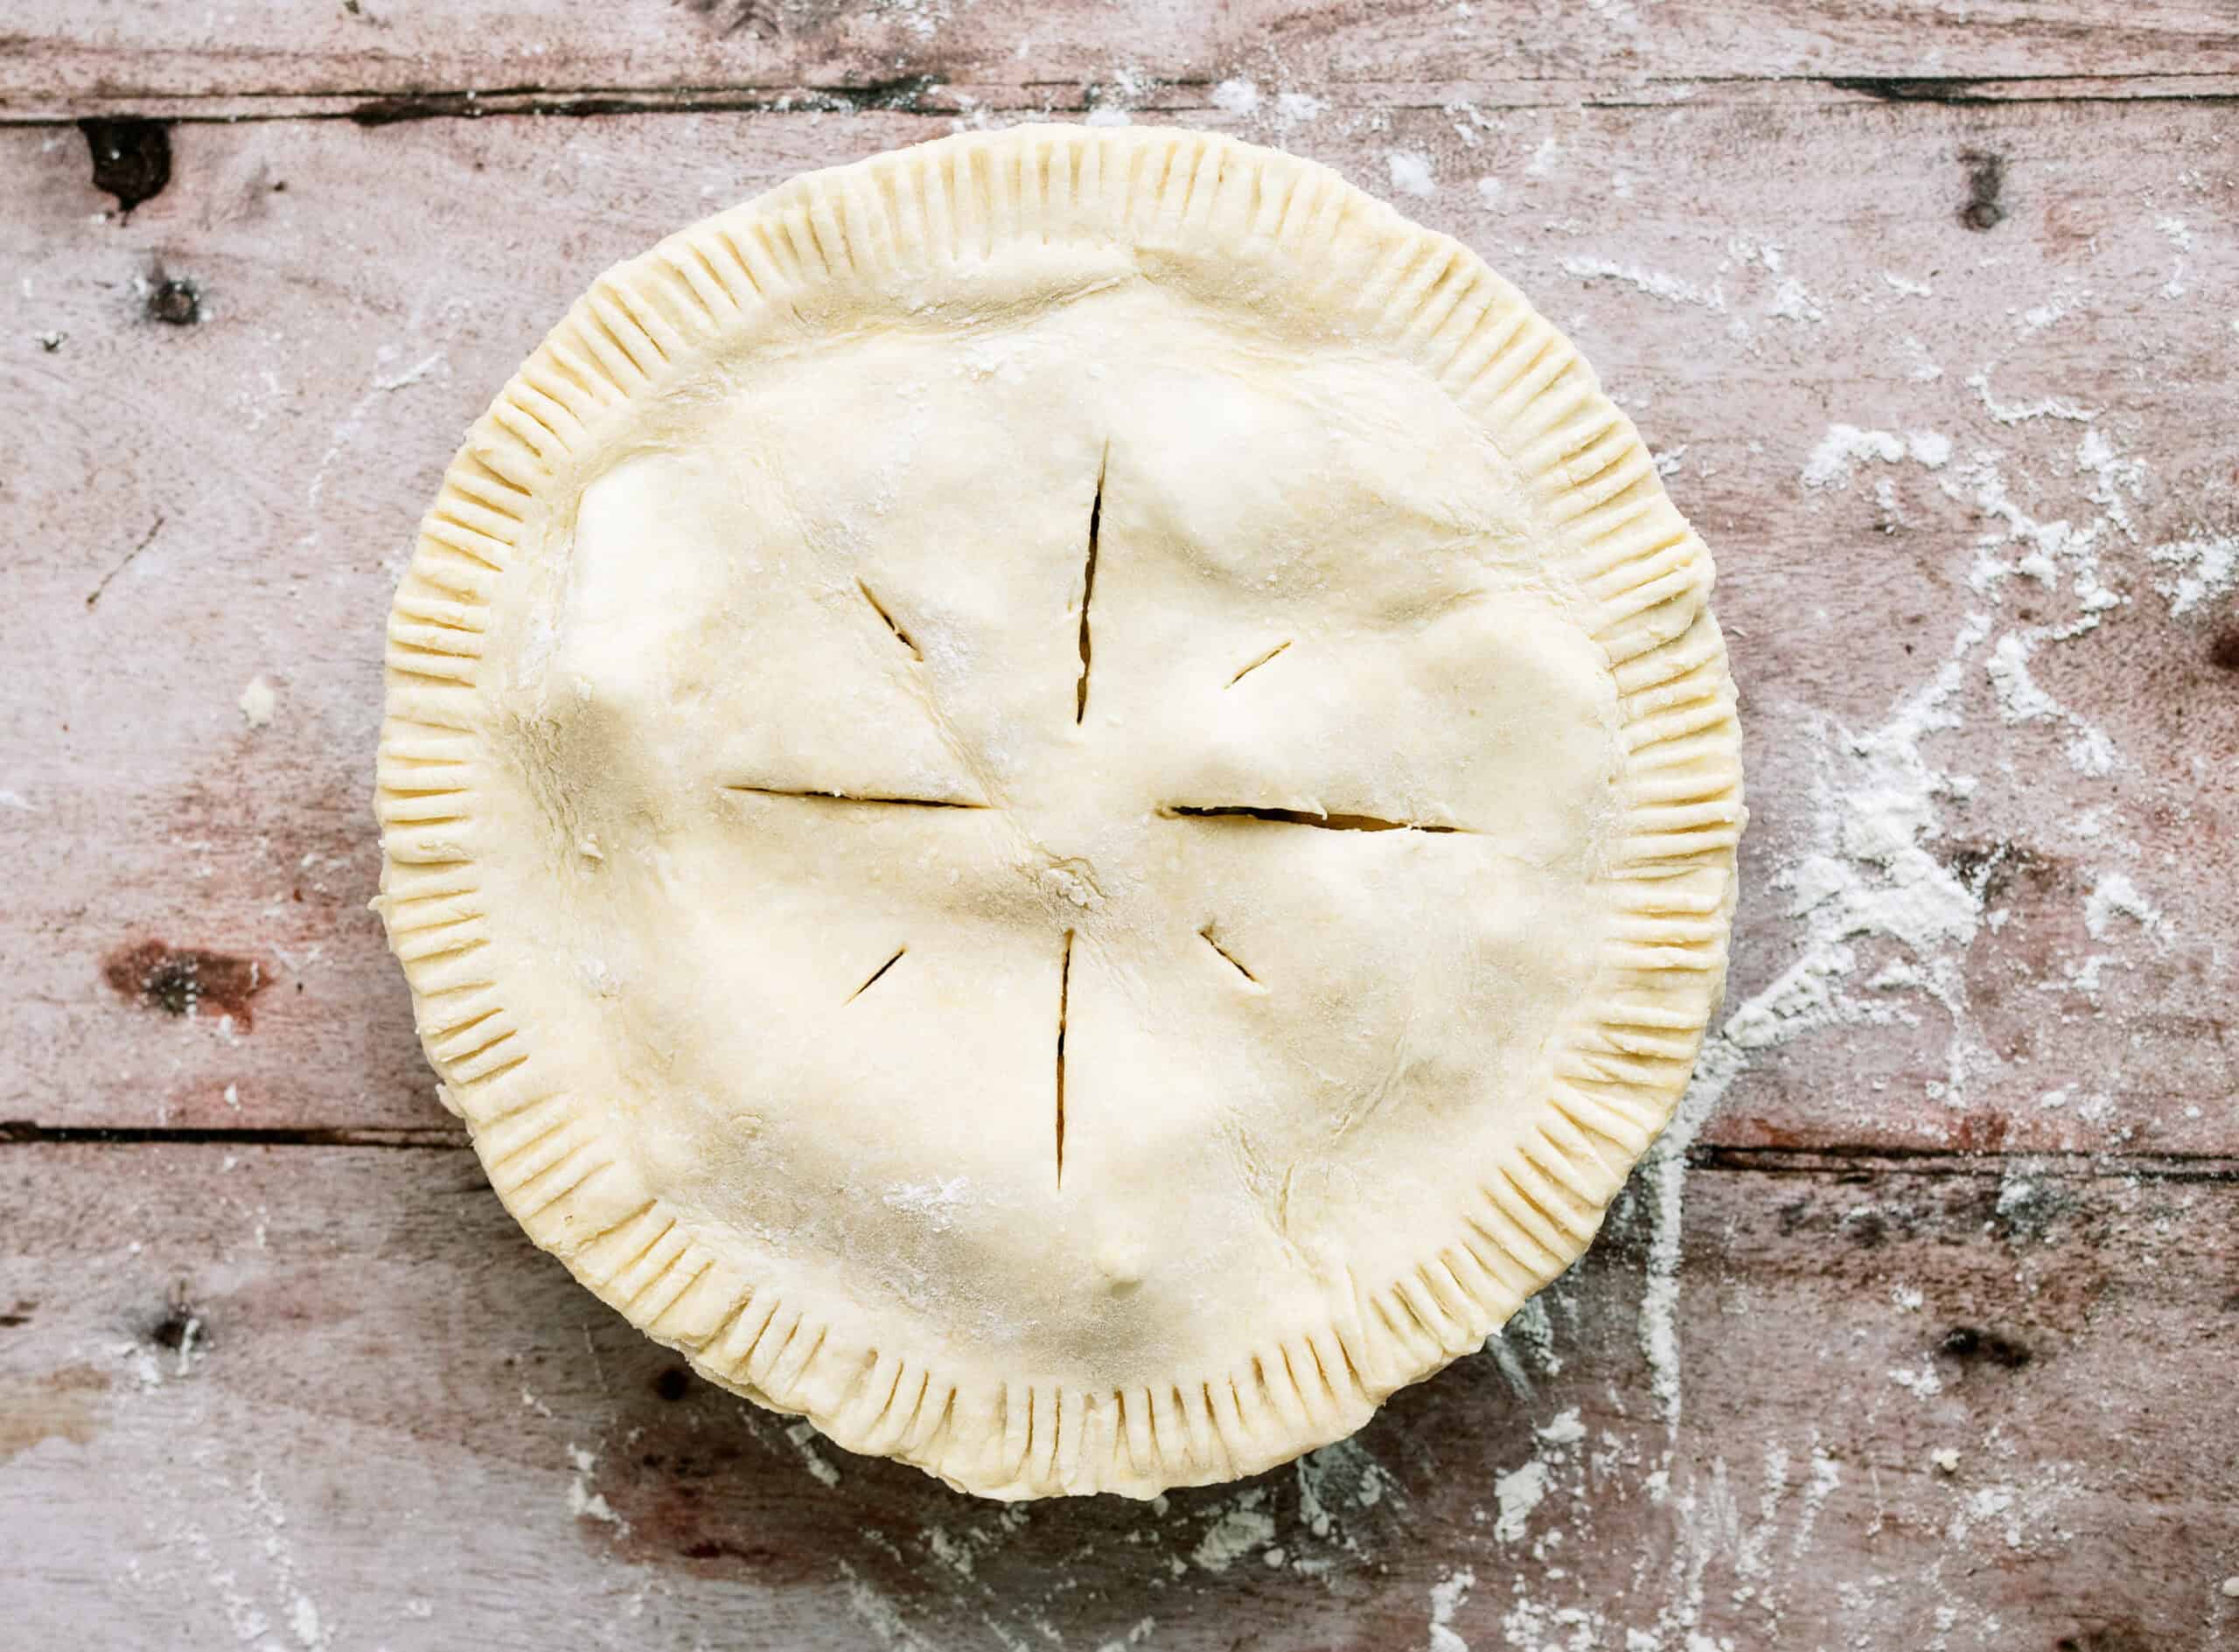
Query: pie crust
xmin=373 ymin=124 xmax=1743 ymax=1500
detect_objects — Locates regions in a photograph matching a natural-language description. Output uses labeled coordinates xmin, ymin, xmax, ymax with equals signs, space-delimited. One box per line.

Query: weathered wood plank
xmin=3 ymin=1143 xmax=2233 ymax=1649
xmin=3 ymin=0 xmax=2237 ymax=115
xmin=1 ymin=101 xmax=2234 ymax=1154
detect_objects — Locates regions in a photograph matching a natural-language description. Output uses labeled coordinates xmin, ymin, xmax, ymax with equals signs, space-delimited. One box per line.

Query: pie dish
xmin=373 ymin=124 xmax=1742 ymax=1500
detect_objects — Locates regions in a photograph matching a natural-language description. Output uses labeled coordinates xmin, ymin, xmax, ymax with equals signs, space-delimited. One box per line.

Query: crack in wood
xmin=1161 ymin=805 xmax=1475 ymax=835
xmin=0 ymin=1122 xmax=465 ymax=1148
xmin=4 ymin=1122 xmax=2230 ymax=1182
xmin=11 ymin=72 xmax=2234 ymax=133
xmin=1684 ymin=1143 xmax=2239 ymax=1183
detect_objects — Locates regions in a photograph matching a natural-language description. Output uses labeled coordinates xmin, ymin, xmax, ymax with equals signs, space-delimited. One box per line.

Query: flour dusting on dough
xmin=882 ymin=1175 xmax=971 ymax=1230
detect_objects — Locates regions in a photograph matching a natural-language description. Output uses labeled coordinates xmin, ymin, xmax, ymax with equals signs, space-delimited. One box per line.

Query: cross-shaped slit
xmin=722 ymin=440 xmax=1489 ymax=1198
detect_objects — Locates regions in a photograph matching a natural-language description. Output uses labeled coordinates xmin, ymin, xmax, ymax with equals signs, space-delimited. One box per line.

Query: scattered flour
xmin=1961 ymin=434 xmax=2137 ymax=776
xmin=238 ymin=676 xmax=276 ymax=728
xmin=1559 ymin=255 xmax=1724 ymax=311
xmin=1294 ymin=1436 xmax=1392 ymax=1551
xmin=863 ymin=0 xmax=949 ymax=40
xmin=1792 ymin=1446 xmax=1843 ymax=1560
xmin=1489 ymin=1408 xmax=1585 ymax=1544
xmin=836 ymin=1559 xmax=931 ymax=1651
xmin=565 ymin=1445 xmax=620 ymax=1526
xmin=1483 ymin=1294 xmax=1565 ymax=1400
xmin=1768 ymin=276 xmax=1825 ymax=324
xmin=2150 ymin=533 xmax=2239 ymax=617
xmin=1386 ymin=150 xmax=1436 ymax=197
xmin=2157 ymin=215 xmax=2191 ymax=299
xmin=924 ymin=1525 xmax=976 ymax=1579
xmin=1427 ymin=1566 xmax=1476 ymax=1652
xmin=1888 ymin=1360 xmax=1944 ymax=1399
xmin=1538 ymin=1407 xmax=1587 ymax=1447
xmin=785 ymin=1419 xmax=843 ymax=1487
xmin=2083 ymin=871 xmax=2166 ymax=942
xmin=1210 ymin=78 xmax=1259 ymax=115
xmin=1800 ymin=425 xmax=1950 ymax=489
xmin=1493 ymin=1460 xmax=1551 ymax=1543
xmin=1191 ymin=1490 xmax=1276 ymax=1572
xmin=372 ymin=350 xmax=446 ymax=393
xmin=1966 ymin=370 xmax=2096 ymax=426
xmin=1085 ymin=64 xmax=1154 ymax=126
xmin=1986 ymin=632 xmax=2114 ymax=779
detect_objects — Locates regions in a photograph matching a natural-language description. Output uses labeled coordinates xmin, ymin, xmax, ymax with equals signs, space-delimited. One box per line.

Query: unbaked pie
xmin=373 ymin=123 xmax=1742 ymax=1499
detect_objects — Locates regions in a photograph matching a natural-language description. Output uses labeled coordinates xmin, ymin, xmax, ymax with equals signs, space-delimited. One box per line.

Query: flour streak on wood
xmin=2 ymin=17 xmax=2236 ymax=1649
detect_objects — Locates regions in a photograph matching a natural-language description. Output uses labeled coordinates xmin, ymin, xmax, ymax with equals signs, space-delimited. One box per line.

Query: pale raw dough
xmin=373 ymin=125 xmax=1743 ymax=1500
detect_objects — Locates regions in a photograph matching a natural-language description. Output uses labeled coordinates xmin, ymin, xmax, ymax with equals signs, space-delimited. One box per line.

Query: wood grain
xmin=3 ymin=1141 xmax=2232 ymax=1649
xmin=4 ymin=0 xmax=2237 ymax=118
xmin=3 ymin=100 xmax=2232 ymax=1154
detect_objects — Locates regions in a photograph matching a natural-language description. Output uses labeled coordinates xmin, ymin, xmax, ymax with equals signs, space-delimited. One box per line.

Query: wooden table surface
xmin=5 ymin=5 xmax=2237 ymax=1648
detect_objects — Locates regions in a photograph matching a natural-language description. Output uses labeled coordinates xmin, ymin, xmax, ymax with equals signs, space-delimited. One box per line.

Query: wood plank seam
xmin=3 ymin=1125 xmax=2233 ymax=1185
xmin=6 ymin=73 xmax=2239 ymax=129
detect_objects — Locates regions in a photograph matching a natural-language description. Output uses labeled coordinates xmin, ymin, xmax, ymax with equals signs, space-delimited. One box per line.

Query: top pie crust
xmin=373 ymin=124 xmax=1743 ymax=1501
